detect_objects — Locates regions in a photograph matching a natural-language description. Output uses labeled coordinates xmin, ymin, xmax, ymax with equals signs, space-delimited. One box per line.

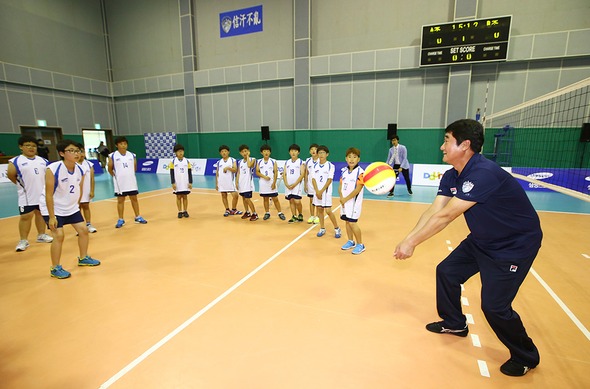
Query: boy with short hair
xmin=339 ymin=147 xmax=366 ymax=254
xmin=236 ymin=144 xmax=259 ymax=221
xmin=283 ymin=144 xmax=305 ymax=223
xmin=77 ymin=144 xmax=98 ymax=233
xmin=40 ymin=139 xmax=100 ymax=279
xmin=256 ymin=145 xmax=286 ymax=220
xmin=304 ymin=144 xmax=320 ymax=224
xmin=107 ymin=136 xmax=148 ymax=228
xmin=312 ymin=145 xmax=341 ymax=238
xmin=169 ymin=144 xmax=192 ymax=218
xmin=7 ymin=135 xmax=53 ymax=252
xmin=216 ymin=145 xmax=242 ymax=217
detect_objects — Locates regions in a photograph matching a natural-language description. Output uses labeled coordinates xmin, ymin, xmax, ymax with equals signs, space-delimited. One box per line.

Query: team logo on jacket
xmin=510 ymin=265 xmax=518 ymax=272
xmin=462 ymin=180 xmax=474 ymax=193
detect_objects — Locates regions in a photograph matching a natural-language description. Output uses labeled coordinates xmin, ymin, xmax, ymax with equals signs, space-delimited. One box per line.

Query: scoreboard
xmin=420 ymin=16 xmax=511 ymax=67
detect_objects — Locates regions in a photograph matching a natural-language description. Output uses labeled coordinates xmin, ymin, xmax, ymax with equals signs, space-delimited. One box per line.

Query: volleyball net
xmin=483 ymin=77 xmax=590 ymax=201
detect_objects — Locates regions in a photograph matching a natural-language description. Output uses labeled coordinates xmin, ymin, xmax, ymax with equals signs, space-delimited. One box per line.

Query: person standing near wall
xmin=386 ymin=135 xmax=412 ymax=196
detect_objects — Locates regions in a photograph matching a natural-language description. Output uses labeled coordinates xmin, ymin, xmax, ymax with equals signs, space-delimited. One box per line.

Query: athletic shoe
xmin=178 ymin=212 xmax=183 ymax=219
xmin=50 ymin=265 xmax=71 ymax=279
xmin=224 ymin=209 xmax=231 ymax=217
xmin=387 ymin=192 xmax=394 ymax=197
xmin=78 ymin=255 xmax=101 ymax=266
xmin=288 ymin=216 xmax=298 ymax=224
xmin=313 ymin=216 xmax=320 ymax=224
xmin=278 ymin=212 xmax=286 ymax=220
xmin=36 ymin=234 xmax=53 ymax=243
xmin=297 ymin=214 xmax=304 ymax=222
xmin=352 ymin=243 xmax=366 ymax=255
xmin=135 ymin=216 xmax=148 ymax=224
xmin=16 ymin=240 xmax=30 ymax=252
xmin=334 ymin=227 xmax=342 ymax=239
xmin=307 ymin=216 xmax=315 ymax=224
xmin=231 ymin=209 xmax=242 ymax=215
xmin=241 ymin=212 xmax=251 ymax=219
xmin=115 ymin=219 xmax=125 ymax=228
xmin=87 ymin=223 xmax=97 ymax=233
xmin=341 ymin=240 xmax=355 ymax=250
xmin=263 ymin=212 xmax=271 ymax=220
xmin=317 ymin=228 xmax=326 ymax=237
xmin=408 ymin=189 xmax=413 ymax=195
xmin=183 ymin=211 xmax=189 ymax=218
xmin=500 ymin=359 xmax=535 ymax=377
xmin=250 ymin=213 xmax=259 ymax=221
xmin=425 ymin=321 xmax=469 ymax=337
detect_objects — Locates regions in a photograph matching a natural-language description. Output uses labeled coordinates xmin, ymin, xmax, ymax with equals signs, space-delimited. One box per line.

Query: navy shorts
xmin=240 ymin=191 xmax=253 ymax=198
xmin=260 ymin=193 xmax=278 ymax=198
xmin=340 ymin=215 xmax=358 ymax=223
xmin=174 ymin=191 xmax=191 ymax=195
xmin=43 ymin=211 xmax=84 ymax=228
xmin=115 ymin=190 xmax=139 ymax=197
xmin=286 ymin=194 xmax=302 ymax=200
xmin=19 ymin=205 xmax=40 ymax=215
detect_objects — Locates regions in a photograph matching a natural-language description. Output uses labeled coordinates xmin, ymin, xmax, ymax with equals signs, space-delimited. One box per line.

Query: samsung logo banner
xmin=220 ymin=5 xmax=263 ymax=38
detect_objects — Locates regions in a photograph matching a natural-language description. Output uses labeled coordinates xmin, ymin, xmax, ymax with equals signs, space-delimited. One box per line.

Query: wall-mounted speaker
xmin=580 ymin=123 xmax=590 ymax=143
xmin=387 ymin=123 xmax=397 ymax=140
xmin=261 ymin=126 xmax=270 ymax=141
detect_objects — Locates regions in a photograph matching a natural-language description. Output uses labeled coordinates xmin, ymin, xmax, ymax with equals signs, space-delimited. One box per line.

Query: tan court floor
xmin=0 ymin=189 xmax=589 ymax=388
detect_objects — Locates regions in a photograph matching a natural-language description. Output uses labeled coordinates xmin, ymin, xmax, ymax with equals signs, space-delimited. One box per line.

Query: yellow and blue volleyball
xmin=363 ymin=162 xmax=396 ymax=195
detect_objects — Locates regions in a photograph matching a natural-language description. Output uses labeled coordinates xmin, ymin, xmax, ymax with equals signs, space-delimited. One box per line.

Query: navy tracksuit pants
xmin=436 ymin=238 xmax=540 ymax=367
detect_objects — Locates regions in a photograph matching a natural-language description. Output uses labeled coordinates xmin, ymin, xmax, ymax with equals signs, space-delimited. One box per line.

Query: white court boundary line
xmin=99 ymin=216 xmax=329 ymax=388
xmin=530 ymin=267 xmax=590 ymax=341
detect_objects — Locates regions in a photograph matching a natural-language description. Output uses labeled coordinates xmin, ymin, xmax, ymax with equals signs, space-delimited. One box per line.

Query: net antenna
xmin=483 ymin=77 xmax=590 ymax=202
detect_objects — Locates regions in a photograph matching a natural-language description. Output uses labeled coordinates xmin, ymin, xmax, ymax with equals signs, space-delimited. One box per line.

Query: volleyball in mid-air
xmin=363 ymin=162 xmax=396 ymax=195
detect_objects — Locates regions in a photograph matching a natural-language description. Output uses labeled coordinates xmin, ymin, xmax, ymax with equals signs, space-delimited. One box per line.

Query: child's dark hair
xmin=309 ymin=143 xmax=319 ymax=150
xmin=317 ymin=145 xmax=329 ymax=154
xmin=56 ymin=139 xmax=78 ymax=160
xmin=219 ymin=144 xmax=230 ymax=152
xmin=289 ymin=144 xmax=300 ymax=152
xmin=260 ymin=144 xmax=271 ymax=152
xmin=345 ymin=147 xmax=360 ymax=157
xmin=18 ymin=135 xmax=37 ymax=146
xmin=114 ymin=136 xmax=128 ymax=145
xmin=238 ymin=144 xmax=250 ymax=152
xmin=173 ymin=144 xmax=185 ymax=152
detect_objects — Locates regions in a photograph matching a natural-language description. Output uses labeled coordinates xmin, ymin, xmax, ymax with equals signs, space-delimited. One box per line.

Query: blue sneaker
xmin=78 ymin=255 xmax=101 ymax=266
xmin=135 ymin=216 xmax=148 ymax=224
xmin=115 ymin=219 xmax=125 ymax=228
xmin=50 ymin=265 xmax=71 ymax=279
xmin=335 ymin=227 xmax=342 ymax=239
xmin=341 ymin=240 xmax=355 ymax=250
xmin=352 ymin=243 xmax=366 ymax=255
xmin=316 ymin=228 xmax=326 ymax=237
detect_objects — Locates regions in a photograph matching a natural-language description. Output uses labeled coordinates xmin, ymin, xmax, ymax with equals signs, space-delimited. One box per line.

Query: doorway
xmin=82 ymin=128 xmax=114 ymax=167
xmin=20 ymin=126 xmax=63 ymax=162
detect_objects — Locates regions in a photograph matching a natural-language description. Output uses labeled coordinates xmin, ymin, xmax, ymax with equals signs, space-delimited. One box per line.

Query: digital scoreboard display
xmin=420 ymin=16 xmax=511 ymax=66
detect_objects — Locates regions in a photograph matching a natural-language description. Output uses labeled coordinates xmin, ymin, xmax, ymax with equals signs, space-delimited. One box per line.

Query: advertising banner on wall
xmin=0 ymin=164 xmax=9 ymax=183
xmin=220 ymin=5 xmax=263 ymax=38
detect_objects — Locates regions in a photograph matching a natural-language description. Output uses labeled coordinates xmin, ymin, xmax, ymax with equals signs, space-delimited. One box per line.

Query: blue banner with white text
xmin=220 ymin=5 xmax=263 ymax=38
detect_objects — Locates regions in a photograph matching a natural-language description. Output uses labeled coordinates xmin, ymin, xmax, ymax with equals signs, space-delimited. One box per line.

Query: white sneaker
xmin=16 ymin=240 xmax=30 ymax=252
xmin=313 ymin=216 xmax=320 ymax=224
xmin=87 ymin=223 xmax=97 ymax=233
xmin=36 ymin=234 xmax=53 ymax=243
xmin=307 ymin=216 xmax=315 ymax=224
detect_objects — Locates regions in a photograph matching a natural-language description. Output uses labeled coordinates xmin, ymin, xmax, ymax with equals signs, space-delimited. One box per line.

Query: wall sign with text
xmin=220 ymin=5 xmax=263 ymax=38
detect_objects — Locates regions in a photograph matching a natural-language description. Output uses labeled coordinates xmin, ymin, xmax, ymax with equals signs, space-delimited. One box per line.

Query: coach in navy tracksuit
xmin=394 ymin=119 xmax=542 ymax=377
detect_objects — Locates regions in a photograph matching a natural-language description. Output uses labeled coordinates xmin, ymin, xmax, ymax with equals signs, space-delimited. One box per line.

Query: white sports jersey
xmin=284 ymin=158 xmax=303 ymax=197
xmin=304 ymin=157 xmax=318 ymax=195
xmin=340 ymin=165 xmax=365 ymax=220
xmin=40 ymin=161 xmax=84 ymax=217
xmin=312 ymin=161 xmax=335 ymax=207
xmin=216 ymin=157 xmax=237 ymax=192
xmin=110 ymin=150 xmax=138 ymax=194
xmin=237 ymin=157 xmax=256 ymax=193
xmin=257 ymin=158 xmax=277 ymax=195
xmin=169 ymin=157 xmax=192 ymax=193
xmin=9 ymin=155 xmax=48 ymax=207
xmin=79 ymin=159 xmax=94 ymax=203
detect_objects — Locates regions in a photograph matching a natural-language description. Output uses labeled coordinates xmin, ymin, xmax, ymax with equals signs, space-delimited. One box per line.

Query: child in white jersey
xmin=40 ymin=140 xmax=100 ymax=279
xmin=77 ymin=144 xmax=97 ymax=233
xmin=283 ymin=144 xmax=304 ymax=223
xmin=339 ymin=147 xmax=366 ymax=254
xmin=304 ymin=144 xmax=320 ymax=224
xmin=216 ymin=145 xmax=242 ymax=217
xmin=169 ymin=144 xmax=192 ymax=218
xmin=256 ymin=144 xmax=286 ymax=220
xmin=7 ymin=135 xmax=53 ymax=252
xmin=236 ymin=144 xmax=259 ymax=221
xmin=312 ymin=145 xmax=341 ymax=238
xmin=107 ymin=136 xmax=148 ymax=228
